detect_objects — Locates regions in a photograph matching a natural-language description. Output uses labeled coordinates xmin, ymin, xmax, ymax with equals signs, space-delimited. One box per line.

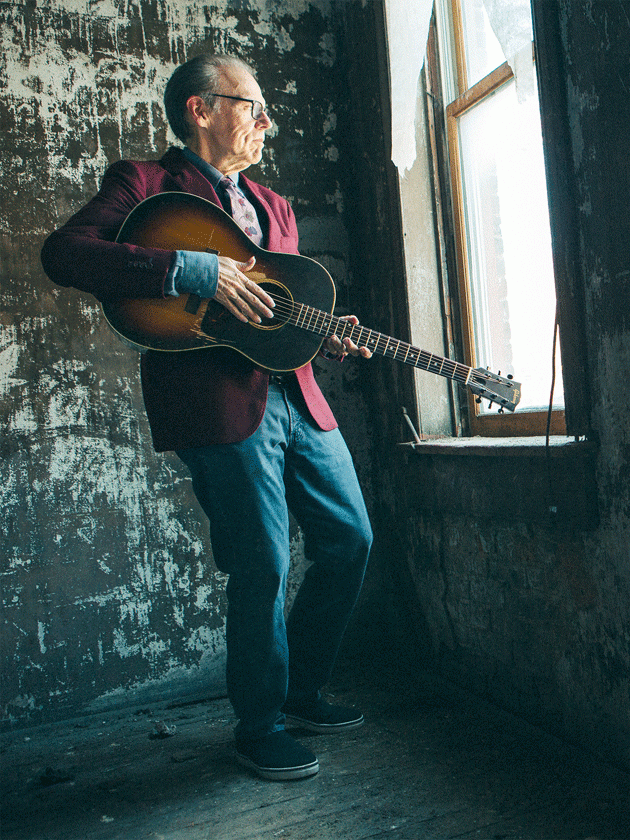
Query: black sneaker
xmin=235 ymin=730 xmax=319 ymax=781
xmin=283 ymin=696 xmax=364 ymax=733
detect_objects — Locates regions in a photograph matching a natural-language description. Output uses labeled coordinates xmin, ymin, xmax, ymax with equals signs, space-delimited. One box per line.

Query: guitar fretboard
xmin=289 ymin=302 xmax=472 ymax=386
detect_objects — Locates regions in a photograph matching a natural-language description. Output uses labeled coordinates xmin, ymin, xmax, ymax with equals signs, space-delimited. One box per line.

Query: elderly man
xmin=41 ymin=54 xmax=372 ymax=781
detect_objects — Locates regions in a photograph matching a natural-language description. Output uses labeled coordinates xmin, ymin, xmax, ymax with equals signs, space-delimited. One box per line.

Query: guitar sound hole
xmin=256 ymin=282 xmax=291 ymax=330
xmin=260 ymin=310 xmax=288 ymax=327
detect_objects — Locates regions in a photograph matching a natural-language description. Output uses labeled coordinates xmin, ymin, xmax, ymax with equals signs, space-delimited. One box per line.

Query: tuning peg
xmin=475 ymin=397 xmax=482 ymax=404
xmin=498 ymin=407 xmax=504 ymax=414
xmin=507 ymin=374 xmax=513 ymax=380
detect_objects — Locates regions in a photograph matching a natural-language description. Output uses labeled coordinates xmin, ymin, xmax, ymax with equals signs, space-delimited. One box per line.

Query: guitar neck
xmin=292 ymin=303 xmax=473 ymax=386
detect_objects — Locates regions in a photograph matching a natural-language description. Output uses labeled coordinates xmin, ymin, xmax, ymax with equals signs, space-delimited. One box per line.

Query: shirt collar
xmin=181 ymin=146 xmax=241 ymax=189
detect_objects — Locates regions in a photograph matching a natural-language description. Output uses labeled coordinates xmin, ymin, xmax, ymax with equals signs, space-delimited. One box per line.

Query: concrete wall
xmin=0 ymin=0 xmax=376 ymax=727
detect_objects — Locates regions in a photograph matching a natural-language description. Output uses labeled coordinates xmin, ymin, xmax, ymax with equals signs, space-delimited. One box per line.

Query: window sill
xmin=398 ymin=435 xmax=593 ymax=457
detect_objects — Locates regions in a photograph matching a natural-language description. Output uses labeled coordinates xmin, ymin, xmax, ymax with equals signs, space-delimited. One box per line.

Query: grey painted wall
xmin=1 ymin=0 xmax=376 ymax=727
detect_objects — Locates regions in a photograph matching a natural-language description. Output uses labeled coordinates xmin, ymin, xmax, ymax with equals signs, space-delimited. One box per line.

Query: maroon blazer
xmin=41 ymin=147 xmax=338 ymax=451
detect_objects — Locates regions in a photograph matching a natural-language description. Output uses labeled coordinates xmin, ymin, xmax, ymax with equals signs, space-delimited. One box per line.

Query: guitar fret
xmin=305 ymin=306 xmax=316 ymax=332
xmin=322 ymin=314 xmax=334 ymax=335
xmin=314 ymin=309 xmax=327 ymax=334
xmin=387 ymin=339 xmax=400 ymax=358
xmin=294 ymin=302 xmax=307 ymax=329
xmin=461 ymin=366 xmax=472 ymax=382
xmin=323 ymin=316 xmax=336 ymax=337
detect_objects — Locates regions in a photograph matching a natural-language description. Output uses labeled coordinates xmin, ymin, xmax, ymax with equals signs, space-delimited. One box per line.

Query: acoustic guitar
xmin=104 ymin=192 xmax=521 ymax=413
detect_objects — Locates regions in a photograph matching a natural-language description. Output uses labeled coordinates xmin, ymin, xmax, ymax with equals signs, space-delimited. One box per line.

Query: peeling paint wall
xmin=1 ymin=0 xmax=375 ymax=727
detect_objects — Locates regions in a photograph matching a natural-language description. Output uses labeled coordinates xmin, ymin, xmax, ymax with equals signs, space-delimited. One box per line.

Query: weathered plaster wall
xmin=555 ymin=0 xmax=630 ymax=765
xmin=1 ymin=0 xmax=376 ymax=727
xmin=301 ymin=0 xmax=630 ymax=775
xmin=357 ymin=0 xmax=630 ymax=772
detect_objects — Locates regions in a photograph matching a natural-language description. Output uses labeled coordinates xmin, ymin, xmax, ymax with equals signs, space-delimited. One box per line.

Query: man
xmin=41 ymin=54 xmax=373 ymax=782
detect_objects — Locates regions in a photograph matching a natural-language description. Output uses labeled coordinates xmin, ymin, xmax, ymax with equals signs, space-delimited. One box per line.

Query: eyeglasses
xmin=207 ymin=93 xmax=268 ymax=120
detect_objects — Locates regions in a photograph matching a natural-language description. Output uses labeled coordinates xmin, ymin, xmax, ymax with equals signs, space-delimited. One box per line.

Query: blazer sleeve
xmin=40 ymin=160 xmax=175 ymax=302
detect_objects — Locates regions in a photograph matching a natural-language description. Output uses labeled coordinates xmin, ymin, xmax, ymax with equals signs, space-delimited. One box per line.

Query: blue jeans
xmin=177 ymin=380 xmax=372 ymax=741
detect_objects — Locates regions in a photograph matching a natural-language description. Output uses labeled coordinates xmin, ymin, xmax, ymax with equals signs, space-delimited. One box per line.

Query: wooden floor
xmin=2 ymin=665 xmax=629 ymax=840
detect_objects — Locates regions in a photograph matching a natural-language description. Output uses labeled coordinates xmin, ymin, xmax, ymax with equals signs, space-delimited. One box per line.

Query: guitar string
xmin=261 ymin=292 xmax=517 ymax=405
xmin=263 ymin=291 xmax=474 ymax=385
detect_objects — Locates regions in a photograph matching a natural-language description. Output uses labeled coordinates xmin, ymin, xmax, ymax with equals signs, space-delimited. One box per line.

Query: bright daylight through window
xmin=440 ymin=0 xmax=564 ymax=432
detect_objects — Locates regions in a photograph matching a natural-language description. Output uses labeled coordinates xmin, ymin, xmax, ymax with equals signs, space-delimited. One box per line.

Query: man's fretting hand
xmin=324 ymin=315 xmax=373 ymax=359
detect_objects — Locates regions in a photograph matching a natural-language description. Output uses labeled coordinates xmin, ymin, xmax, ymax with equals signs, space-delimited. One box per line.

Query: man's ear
xmin=185 ymin=95 xmax=211 ymax=130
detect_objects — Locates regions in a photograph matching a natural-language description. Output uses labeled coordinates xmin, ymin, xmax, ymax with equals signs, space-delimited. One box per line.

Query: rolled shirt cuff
xmin=166 ymin=250 xmax=219 ymax=299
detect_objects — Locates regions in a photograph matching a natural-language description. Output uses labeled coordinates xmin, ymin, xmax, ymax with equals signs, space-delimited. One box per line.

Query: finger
xmin=233 ymin=286 xmax=274 ymax=323
xmin=239 ymin=256 xmax=257 ymax=271
xmin=327 ymin=336 xmax=344 ymax=353
xmin=215 ymin=286 xmax=253 ymax=323
xmin=342 ymin=338 xmax=361 ymax=356
xmin=216 ymin=294 xmax=249 ymax=323
xmin=235 ymin=275 xmax=276 ymax=320
xmin=215 ymin=280 xmax=267 ymax=324
xmin=233 ymin=258 xmax=275 ymax=311
xmin=342 ymin=338 xmax=372 ymax=359
xmin=241 ymin=275 xmax=275 ymax=311
xmin=216 ymin=272 xmax=275 ymax=322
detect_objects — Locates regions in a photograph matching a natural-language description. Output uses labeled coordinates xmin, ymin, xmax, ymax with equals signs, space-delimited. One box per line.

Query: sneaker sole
xmin=284 ymin=713 xmax=364 ymax=733
xmin=236 ymin=752 xmax=319 ymax=781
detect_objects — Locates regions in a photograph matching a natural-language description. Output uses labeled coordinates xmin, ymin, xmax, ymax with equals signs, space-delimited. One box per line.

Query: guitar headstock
xmin=468 ymin=368 xmax=521 ymax=413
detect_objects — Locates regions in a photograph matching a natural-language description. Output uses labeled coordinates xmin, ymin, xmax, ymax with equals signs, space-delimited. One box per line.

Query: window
xmin=435 ymin=0 xmax=565 ymax=435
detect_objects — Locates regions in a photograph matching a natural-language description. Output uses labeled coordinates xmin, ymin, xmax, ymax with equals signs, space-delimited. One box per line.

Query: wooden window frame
xmin=441 ymin=1 xmax=566 ymax=437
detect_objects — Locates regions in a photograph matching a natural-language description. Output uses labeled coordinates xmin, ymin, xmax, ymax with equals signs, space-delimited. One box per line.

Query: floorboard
xmin=1 ymin=670 xmax=629 ymax=840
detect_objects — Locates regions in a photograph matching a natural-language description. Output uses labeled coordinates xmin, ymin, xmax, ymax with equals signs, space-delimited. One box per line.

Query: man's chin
xmin=239 ymin=149 xmax=264 ymax=172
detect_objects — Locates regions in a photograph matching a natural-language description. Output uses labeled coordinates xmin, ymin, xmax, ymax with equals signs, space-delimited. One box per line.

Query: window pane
xmin=458 ymin=76 xmax=563 ymax=413
xmin=459 ymin=0 xmax=505 ymax=87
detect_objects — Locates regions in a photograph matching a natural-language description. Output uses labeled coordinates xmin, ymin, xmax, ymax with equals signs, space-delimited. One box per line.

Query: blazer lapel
xmin=240 ymin=174 xmax=282 ymax=250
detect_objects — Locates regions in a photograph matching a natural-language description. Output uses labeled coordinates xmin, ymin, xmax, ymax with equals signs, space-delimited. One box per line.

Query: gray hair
xmin=164 ymin=54 xmax=257 ymax=143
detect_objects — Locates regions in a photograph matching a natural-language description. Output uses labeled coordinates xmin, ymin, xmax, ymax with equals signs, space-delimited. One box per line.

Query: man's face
xmin=203 ymin=66 xmax=272 ymax=175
